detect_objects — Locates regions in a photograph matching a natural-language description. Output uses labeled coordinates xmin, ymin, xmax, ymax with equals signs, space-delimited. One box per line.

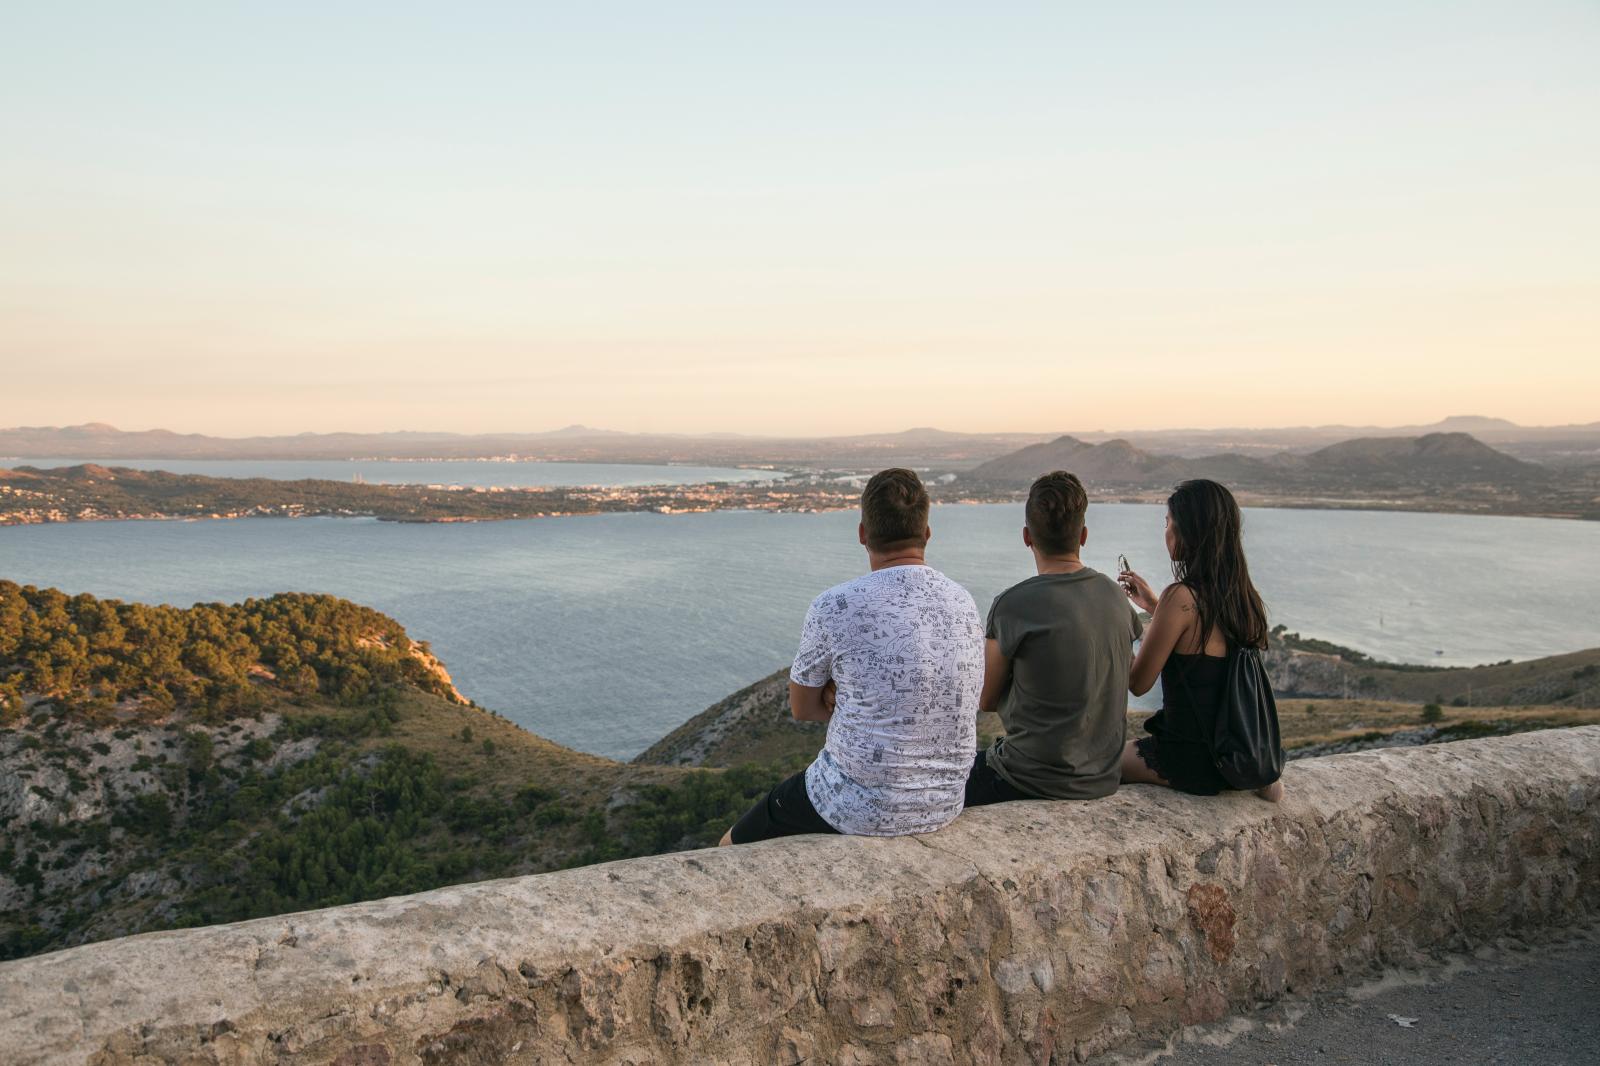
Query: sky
xmin=2 ymin=2 xmax=1597 ymax=437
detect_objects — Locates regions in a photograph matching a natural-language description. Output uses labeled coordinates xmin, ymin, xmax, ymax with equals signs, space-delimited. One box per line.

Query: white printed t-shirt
xmin=791 ymin=564 xmax=983 ymax=836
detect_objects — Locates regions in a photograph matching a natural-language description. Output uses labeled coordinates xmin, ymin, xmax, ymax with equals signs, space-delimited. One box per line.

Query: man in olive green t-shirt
xmin=965 ymin=471 xmax=1144 ymax=805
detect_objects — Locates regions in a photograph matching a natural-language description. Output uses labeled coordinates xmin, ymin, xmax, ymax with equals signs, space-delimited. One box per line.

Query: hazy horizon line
xmin=5 ymin=413 xmax=1598 ymax=442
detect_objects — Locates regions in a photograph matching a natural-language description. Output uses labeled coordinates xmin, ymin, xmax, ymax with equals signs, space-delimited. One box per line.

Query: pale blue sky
xmin=3 ymin=2 xmax=1597 ymax=434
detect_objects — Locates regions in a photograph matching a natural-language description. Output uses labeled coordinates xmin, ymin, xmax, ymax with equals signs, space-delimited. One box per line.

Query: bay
xmin=2 ymin=503 xmax=1596 ymax=760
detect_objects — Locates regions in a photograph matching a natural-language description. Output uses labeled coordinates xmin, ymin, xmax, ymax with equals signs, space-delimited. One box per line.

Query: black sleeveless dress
xmin=1133 ymin=652 xmax=1230 ymax=795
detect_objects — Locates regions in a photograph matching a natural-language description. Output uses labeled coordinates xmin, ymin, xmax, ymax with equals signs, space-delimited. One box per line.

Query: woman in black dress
xmin=1116 ymin=479 xmax=1283 ymax=802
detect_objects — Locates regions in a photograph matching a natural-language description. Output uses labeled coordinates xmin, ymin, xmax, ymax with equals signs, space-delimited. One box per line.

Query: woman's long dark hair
xmin=1167 ymin=479 xmax=1269 ymax=650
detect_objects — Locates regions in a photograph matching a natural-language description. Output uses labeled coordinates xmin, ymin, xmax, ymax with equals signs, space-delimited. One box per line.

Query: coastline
xmin=4 ymin=459 xmax=1597 ymax=527
xmin=2 ymin=491 xmax=1594 ymax=527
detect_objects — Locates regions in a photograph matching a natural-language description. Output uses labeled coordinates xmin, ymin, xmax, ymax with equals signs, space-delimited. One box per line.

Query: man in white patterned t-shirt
xmin=721 ymin=468 xmax=983 ymax=844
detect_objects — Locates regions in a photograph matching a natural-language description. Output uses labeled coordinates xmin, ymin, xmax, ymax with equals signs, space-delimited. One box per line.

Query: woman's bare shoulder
xmin=1157 ymin=582 xmax=1195 ymax=611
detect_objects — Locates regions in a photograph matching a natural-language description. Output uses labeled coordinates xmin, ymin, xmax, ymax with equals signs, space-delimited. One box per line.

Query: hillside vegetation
xmin=0 ymin=581 xmax=463 ymax=719
xmin=0 ymin=583 xmax=799 ymax=961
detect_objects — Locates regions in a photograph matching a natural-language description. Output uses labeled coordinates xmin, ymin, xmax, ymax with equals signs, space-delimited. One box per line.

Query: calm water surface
xmin=2 ymin=504 xmax=1596 ymax=759
xmin=10 ymin=457 xmax=783 ymax=488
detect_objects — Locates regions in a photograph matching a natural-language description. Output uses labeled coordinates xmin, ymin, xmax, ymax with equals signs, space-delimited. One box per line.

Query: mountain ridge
xmin=4 ymin=416 xmax=1597 ymax=464
xmin=966 ymin=431 xmax=1548 ymax=488
xmin=1301 ymin=431 xmax=1541 ymax=478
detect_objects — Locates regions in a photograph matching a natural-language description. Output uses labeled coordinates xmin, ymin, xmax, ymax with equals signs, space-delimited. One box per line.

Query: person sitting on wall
xmin=1117 ymin=478 xmax=1284 ymax=802
xmin=963 ymin=471 xmax=1145 ymax=807
xmin=720 ymin=467 xmax=984 ymax=845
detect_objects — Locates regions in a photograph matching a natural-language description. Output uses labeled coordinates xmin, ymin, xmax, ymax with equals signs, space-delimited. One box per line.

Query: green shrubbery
xmin=179 ymin=746 xmax=459 ymax=922
xmin=1 ymin=735 xmax=806 ymax=961
xmin=0 ymin=581 xmax=457 ymax=722
xmin=602 ymin=754 xmax=809 ymax=860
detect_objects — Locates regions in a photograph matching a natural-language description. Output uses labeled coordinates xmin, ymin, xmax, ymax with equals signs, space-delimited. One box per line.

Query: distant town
xmin=0 ymin=465 xmax=1027 ymax=527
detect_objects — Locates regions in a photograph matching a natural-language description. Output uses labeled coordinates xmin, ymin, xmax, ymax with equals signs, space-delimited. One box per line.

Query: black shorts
xmin=729 ymin=769 xmax=840 ymax=844
xmin=1134 ymin=735 xmax=1228 ymax=796
xmin=963 ymin=748 xmax=1038 ymax=808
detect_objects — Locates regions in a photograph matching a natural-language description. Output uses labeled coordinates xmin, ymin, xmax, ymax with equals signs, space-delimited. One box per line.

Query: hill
xmin=633 ymin=669 xmax=812 ymax=767
xmin=965 ymin=436 xmax=1189 ymax=485
xmin=0 ymin=583 xmax=797 ymax=961
xmin=963 ymin=431 xmax=1598 ymax=519
xmin=967 ymin=432 xmax=1540 ymax=489
xmin=1067 ymin=414 xmax=1600 ymax=459
xmin=1298 ymin=432 xmax=1543 ymax=482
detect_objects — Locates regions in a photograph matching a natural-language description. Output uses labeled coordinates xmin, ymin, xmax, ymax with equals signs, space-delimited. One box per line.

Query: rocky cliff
xmin=1265 ymin=640 xmax=1600 ymax=707
xmin=631 ymin=669 xmax=801 ymax=767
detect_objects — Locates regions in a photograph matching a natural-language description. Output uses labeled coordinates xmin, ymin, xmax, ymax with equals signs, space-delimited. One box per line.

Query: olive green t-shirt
xmin=983 ymin=567 xmax=1144 ymax=800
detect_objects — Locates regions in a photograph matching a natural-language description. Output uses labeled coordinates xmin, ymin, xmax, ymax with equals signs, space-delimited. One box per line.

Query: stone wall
xmin=4 ymin=727 xmax=1598 ymax=1066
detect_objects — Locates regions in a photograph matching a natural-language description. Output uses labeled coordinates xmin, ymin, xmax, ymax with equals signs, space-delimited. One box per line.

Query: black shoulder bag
xmin=1178 ymin=644 xmax=1285 ymax=790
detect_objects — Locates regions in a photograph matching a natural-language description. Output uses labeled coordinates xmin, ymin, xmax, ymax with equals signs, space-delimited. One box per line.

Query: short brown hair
xmin=1026 ymin=471 xmax=1087 ymax=556
xmin=861 ymin=468 xmax=930 ymax=551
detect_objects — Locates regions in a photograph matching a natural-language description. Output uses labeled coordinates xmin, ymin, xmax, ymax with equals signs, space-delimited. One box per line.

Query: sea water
xmin=2 ymin=503 xmax=1596 ymax=759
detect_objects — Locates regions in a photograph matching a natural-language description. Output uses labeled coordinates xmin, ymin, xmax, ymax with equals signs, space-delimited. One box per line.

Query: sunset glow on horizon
xmin=3 ymin=2 xmax=1597 ymax=436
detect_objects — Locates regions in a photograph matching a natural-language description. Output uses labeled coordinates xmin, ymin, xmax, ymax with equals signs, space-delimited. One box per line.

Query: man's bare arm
xmin=978 ymin=638 xmax=1011 ymax=714
xmin=789 ymin=680 xmax=834 ymax=722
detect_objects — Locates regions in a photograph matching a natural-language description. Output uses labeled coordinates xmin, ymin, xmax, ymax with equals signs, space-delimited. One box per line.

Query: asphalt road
xmin=1092 ymin=933 xmax=1600 ymax=1066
